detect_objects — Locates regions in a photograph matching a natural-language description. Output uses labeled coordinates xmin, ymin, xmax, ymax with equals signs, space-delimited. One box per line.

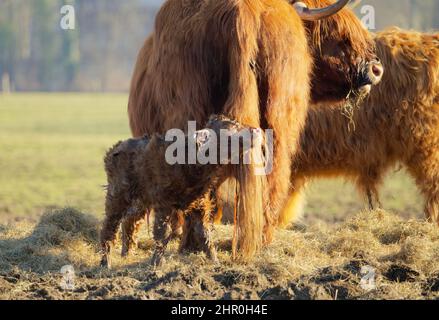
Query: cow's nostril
xmin=367 ymin=62 xmax=383 ymax=85
xmin=372 ymin=64 xmax=383 ymax=77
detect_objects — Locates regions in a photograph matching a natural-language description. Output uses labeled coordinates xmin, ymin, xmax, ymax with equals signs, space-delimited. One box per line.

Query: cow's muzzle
xmin=358 ymin=60 xmax=384 ymax=94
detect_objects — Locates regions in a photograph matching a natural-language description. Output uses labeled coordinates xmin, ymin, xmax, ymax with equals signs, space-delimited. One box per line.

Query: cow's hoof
xmin=121 ymin=247 xmax=130 ymax=258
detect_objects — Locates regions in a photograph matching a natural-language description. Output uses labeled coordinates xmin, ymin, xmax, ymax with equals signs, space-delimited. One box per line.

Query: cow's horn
xmin=293 ymin=0 xmax=350 ymax=21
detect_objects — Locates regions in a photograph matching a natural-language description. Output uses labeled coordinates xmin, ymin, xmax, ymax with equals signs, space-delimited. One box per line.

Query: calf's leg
xmin=100 ymin=205 xmax=125 ymax=269
xmin=151 ymin=208 xmax=173 ymax=266
xmin=179 ymin=195 xmax=218 ymax=263
xmin=121 ymin=207 xmax=148 ymax=257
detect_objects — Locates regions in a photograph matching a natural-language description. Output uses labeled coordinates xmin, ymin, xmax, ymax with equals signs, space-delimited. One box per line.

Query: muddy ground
xmin=1 ymin=208 xmax=439 ymax=300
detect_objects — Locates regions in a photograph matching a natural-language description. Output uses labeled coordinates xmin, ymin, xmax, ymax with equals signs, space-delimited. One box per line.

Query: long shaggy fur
xmin=214 ymin=0 xmax=380 ymax=230
xmin=128 ymin=0 xmax=380 ymax=258
xmin=280 ymin=27 xmax=439 ymax=226
xmin=128 ymin=0 xmax=311 ymax=259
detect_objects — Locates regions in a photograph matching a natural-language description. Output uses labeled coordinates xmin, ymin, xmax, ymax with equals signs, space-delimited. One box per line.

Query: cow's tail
xmin=233 ymin=145 xmax=267 ymax=261
xmin=221 ymin=0 xmax=266 ymax=261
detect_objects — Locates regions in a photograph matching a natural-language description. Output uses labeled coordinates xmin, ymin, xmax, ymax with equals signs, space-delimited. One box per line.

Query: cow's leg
xmin=366 ymin=189 xmax=374 ymax=210
xmin=151 ymin=208 xmax=173 ymax=267
xmin=121 ymin=207 xmax=148 ymax=257
xmin=414 ymin=175 xmax=439 ymax=225
xmin=406 ymin=153 xmax=439 ymax=225
xmin=277 ymin=178 xmax=307 ymax=228
xmin=261 ymin=79 xmax=308 ymax=244
xmin=214 ymin=179 xmax=237 ymax=224
xmin=365 ymin=186 xmax=382 ymax=210
xmin=424 ymin=188 xmax=439 ymax=226
xmin=357 ymin=169 xmax=383 ymax=211
xmin=212 ymin=187 xmax=223 ymax=225
xmin=424 ymin=186 xmax=439 ymax=226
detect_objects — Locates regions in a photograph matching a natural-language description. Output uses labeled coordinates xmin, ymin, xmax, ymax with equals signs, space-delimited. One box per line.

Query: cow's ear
xmin=194 ymin=129 xmax=211 ymax=148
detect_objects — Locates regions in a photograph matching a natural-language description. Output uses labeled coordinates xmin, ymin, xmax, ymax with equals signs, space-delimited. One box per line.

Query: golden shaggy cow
xmin=280 ymin=27 xmax=439 ymax=226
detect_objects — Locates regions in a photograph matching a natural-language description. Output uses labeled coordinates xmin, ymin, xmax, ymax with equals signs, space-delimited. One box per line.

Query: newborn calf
xmin=100 ymin=115 xmax=262 ymax=268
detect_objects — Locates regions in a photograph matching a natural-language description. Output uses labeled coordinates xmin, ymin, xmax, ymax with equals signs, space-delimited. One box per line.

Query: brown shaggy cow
xmin=127 ymin=0 xmax=382 ymax=259
xmin=100 ymin=115 xmax=263 ymax=268
xmin=279 ymin=27 xmax=439 ymax=226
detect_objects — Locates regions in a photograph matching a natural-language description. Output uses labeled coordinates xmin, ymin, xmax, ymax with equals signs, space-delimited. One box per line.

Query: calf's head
xmin=195 ymin=115 xmax=263 ymax=166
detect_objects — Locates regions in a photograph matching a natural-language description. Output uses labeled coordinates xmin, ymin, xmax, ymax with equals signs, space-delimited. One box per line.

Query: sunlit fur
xmin=128 ymin=0 xmax=311 ymax=259
xmin=214 ymin=0 xmax=381 ymax=230
xmin=127 ymin=0 xmax=380 ymax=258
xmin=279 ymin=28 xmax=439 ymax=226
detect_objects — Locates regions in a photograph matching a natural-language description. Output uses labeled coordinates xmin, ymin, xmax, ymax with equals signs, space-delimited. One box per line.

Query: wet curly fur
xmin=100 ymin=115 xmax=262 ymax=267
xmin=279 ymin=28 xmax=439 ymax=226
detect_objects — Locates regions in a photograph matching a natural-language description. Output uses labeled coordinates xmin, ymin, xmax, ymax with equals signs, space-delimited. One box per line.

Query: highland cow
xmin=127 ymin=0 xmax=383 ymax=259
xmin=279 ymin=28 xmax=439 ymax=227
xmin=100 ymin=115 xmax=263 ymax=268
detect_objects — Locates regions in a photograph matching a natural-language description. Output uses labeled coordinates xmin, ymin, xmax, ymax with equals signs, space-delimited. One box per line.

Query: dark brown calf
xmin=100 ymin=115 xmax=263 ymax=268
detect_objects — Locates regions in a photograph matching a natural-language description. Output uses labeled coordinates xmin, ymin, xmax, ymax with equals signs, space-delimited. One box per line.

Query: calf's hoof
xmin=151 ymin=252 xmax=164 ymax=267
xmin=100 ymin=255 xmax=111 ymax=269
xmin=206 ymin=247 xmax=219 ymax=264
xmin=210 ymin=254 xmax=219 ymax=265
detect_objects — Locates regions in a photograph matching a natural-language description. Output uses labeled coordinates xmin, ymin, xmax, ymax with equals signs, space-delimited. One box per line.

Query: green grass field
xmin=0 ymin=93 xmax=424 ymax=224
xmin=0 ymin=94 xmax=131 ymax=222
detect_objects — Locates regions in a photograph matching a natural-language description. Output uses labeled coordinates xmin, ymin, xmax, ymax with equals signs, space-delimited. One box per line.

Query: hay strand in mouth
xmin=342 ymin=89 xmax=369 ymax=131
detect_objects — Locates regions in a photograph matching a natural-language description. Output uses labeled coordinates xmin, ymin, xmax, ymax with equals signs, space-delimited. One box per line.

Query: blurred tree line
xmin=0 ymin=0 xmax=438 ymax=93
xmin=0 ymin=0 xmax=156 ymax=92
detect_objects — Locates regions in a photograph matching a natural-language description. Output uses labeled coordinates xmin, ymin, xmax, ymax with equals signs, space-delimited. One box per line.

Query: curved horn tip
xmin=294 ymin=0 xmax=350 ymax=21
xmin=293 ymin=2 xmax=308 ymax=12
